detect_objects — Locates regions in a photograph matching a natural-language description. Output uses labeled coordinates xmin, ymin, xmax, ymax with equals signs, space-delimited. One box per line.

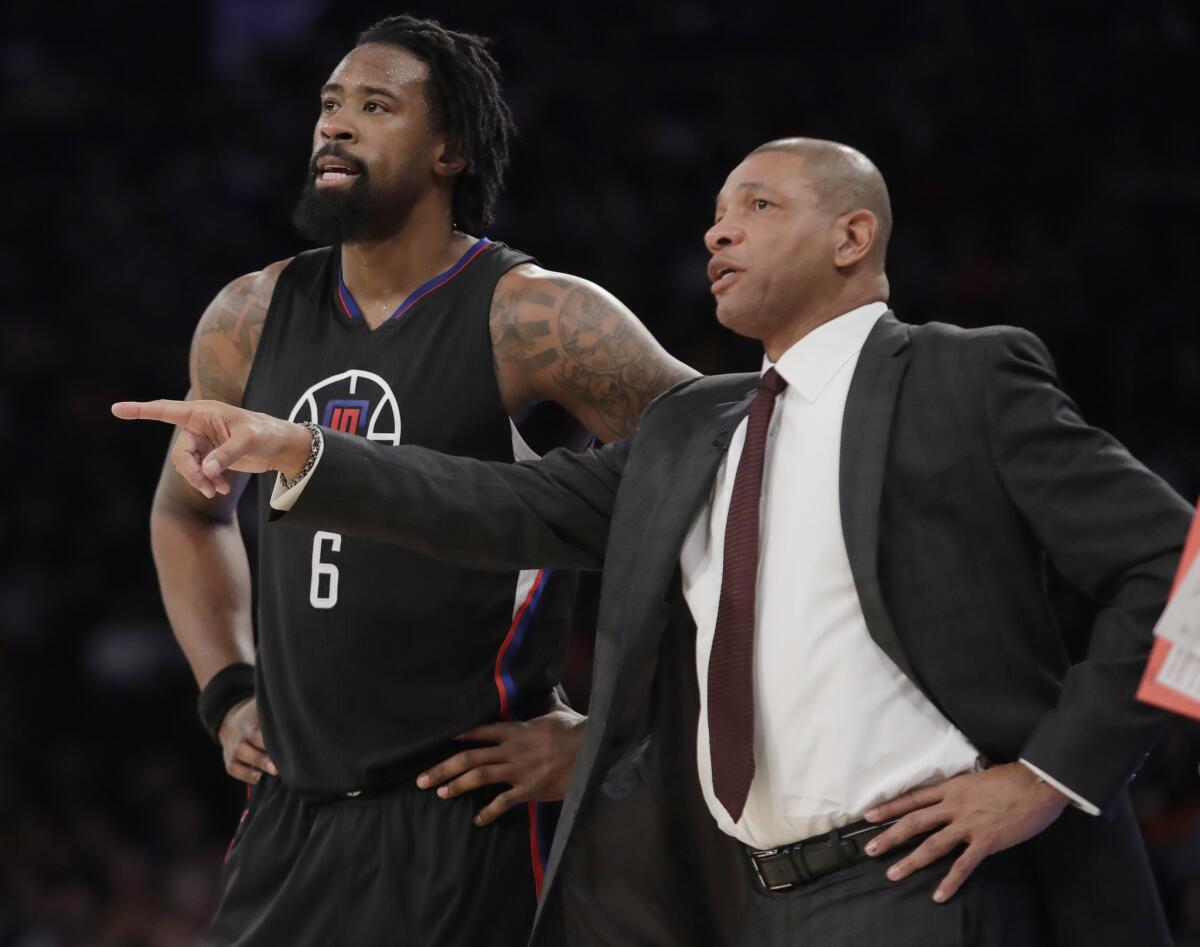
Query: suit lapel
xmin=648 ymin=385 xmax=758 ymax=573
xmin=591 ymin=385 xmax=757 ymax=732
xmin=839 ymin=313 xmax=923 ymax=689
xmin=561 ymin=380 xmax=758 ymax=791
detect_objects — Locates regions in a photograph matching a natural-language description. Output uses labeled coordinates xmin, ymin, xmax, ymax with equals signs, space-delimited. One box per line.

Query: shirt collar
xmin=763 ymin=302 xmax=888 ymax=402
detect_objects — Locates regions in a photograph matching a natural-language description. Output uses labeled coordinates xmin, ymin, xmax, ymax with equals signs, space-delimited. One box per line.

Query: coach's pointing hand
xmin=113 ymin=399 xmax=311 ymax=498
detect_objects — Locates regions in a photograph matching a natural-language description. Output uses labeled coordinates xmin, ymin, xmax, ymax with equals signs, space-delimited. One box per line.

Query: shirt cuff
xmin=269 ymin=430 xmax=324 ymax=512
xmin=1018 ymin=759 xmax=1100 ymax=816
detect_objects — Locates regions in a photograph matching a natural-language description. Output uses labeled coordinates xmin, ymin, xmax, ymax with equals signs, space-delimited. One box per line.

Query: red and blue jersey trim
xmin=493 ymin=569 xmax=551 ymax=719
xmin=527 ymin=801 xmax=550 ymax=898
xmin=493 ymin=567 xmax=555 ymax=899
xmin=336 ymin=237 xmax=493 ymax=323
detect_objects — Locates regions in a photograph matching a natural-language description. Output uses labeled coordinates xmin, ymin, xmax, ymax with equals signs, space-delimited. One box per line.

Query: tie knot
xmin=759 ymin=367 xmax=787 ymax=397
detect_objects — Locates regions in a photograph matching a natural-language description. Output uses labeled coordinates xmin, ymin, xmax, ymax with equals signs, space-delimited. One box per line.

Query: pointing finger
xmin=112 ymin=399 xmax=195 ymax=425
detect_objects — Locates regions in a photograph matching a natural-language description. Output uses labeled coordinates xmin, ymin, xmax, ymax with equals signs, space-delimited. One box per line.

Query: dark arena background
xmin=4 ymin=1 xmax=1200 ymax=943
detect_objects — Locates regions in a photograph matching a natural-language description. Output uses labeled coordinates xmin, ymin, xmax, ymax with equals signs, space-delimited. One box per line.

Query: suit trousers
xmin=736 ymin=843 xmax=1049 ymax=947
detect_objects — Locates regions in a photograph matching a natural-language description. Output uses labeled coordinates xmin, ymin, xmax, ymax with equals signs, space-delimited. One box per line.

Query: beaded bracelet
xmin=279 ymin=421 xmax=322 ymax=491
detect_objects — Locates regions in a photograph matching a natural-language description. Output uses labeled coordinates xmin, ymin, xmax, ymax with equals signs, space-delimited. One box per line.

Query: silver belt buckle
xmin=750 ymin=848 xmax=795 ymax=892
xmin=344 ymin=788 xmax=363 ymax=798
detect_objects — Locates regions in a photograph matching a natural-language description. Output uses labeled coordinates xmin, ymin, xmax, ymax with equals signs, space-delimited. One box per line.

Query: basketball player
xmin=151 ymin=15 xmax=694 ymax=946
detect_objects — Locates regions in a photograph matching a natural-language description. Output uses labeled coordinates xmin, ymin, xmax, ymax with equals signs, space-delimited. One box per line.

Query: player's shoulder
xmin=494 ymin=262 xmax=603 ymax=302
xmin=224 ymin=257 xmax=294 ymax=308
xmin=196 ymin=258 xmax=294 ymax=333
xmin=489 ymin=261 xmax=636 ymax=341
xmin=190 ymin=257 xmax=296 ymax=403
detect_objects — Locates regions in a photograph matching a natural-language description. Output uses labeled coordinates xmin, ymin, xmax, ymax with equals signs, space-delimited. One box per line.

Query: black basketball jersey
xmin=242 ymin=239 xmax=575 ymax=794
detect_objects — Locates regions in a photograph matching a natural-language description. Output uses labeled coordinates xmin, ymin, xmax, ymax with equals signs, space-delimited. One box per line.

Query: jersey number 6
xmin=310 ymin=531 xmax=341 ymax=609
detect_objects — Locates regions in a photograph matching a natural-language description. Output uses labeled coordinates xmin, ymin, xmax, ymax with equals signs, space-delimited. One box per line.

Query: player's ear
xmin=433 ymin=141 xmax=466 ymax=178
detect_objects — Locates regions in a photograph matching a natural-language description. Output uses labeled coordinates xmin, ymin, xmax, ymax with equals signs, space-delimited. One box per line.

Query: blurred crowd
xmin=3 ymin=0 xmax=1198 ymax=943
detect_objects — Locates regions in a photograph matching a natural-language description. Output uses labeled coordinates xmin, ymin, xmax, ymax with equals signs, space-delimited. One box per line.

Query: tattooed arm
xmin=490 ymin=265 xmax=697 ymax=442
xmin=433 ymin=266 xmax=693 ymax=818
xmin=150 ymin=260 xmax=288 ymax=784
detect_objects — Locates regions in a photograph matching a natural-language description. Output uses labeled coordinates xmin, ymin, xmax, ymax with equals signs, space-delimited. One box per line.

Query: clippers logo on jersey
xmin=323 ymin=400 xmax=369 ymax=435
xmin=288 ymin=370 xmax=401 ymax=445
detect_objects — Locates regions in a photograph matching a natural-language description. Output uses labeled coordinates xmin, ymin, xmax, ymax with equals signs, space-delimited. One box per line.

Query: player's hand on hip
xmin=112 ymin=398 xmax=311 ymax=497
xmin=416 ymin=692 xmax=586 ymax=827
xmin=861 ymin=761 xmax=1070 ymax=903
xmin=219 ymin=697 xmax=278 ymax=785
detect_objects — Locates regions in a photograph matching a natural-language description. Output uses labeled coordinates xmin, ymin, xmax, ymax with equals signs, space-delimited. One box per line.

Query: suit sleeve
xmin=981 ymin=327 xmax=1192 ymax=809
xmin=271 ymin=428 xmax=630 ymax=573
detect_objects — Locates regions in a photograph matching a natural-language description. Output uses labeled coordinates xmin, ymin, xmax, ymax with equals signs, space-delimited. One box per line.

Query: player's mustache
xmin=308 ymin=145 xmax=366 ymax=177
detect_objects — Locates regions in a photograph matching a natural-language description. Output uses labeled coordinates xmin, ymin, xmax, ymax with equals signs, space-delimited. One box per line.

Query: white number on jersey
xmin=310 ymin=531 xmax=342 ymax=609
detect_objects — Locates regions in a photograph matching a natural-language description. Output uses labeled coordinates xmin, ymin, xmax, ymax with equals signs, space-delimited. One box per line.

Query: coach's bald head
xmin=750 ymin=137 xmax=892 ymax=267
xmin=706 ymin=137 xmax=892 ymax=359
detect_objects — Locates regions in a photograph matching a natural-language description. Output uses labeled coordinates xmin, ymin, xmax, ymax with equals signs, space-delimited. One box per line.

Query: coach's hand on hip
xmin=861 ymin=761 xmax=1070 ymax=904
xmin=221 ymin=697 xmax=277 ymax=785
xmin=112 ymin=398 xmax=311 ymax=498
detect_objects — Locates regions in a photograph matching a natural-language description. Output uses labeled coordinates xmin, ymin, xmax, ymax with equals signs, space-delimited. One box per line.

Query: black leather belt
xmin=746 ymin=818 xmax=901 ymax=892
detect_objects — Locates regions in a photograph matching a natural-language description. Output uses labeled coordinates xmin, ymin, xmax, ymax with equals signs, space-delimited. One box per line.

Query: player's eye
xmin=364 ymin=101 xmax=388 ymax=113
xmin=321 ymin=99 xmax=339 ymax=113
xmin=753 ymin=198 xmax=771 ymax=211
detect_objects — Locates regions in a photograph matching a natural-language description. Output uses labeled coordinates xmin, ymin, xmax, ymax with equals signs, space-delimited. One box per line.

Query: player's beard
xmin=292 ymin=160 xmax=421 ymax=246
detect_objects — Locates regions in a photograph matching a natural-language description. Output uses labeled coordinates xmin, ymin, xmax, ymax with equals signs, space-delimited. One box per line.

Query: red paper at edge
xmin=1137 ymin=502 xmax=1200 ymax=717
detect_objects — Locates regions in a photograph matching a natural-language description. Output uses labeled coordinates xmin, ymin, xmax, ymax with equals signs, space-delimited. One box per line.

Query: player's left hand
xmin=862 ymin=761 xmax=1070 ymax=903
xmin=416 ymin=693 xmax=586 ymax=826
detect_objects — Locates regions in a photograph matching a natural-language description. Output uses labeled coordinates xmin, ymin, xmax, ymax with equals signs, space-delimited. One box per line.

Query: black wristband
xmin=197 ymin=663 xmax=256 ymax=744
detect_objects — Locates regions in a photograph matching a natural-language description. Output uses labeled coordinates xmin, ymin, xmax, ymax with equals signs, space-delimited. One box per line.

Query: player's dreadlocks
xmin=356 ymin=15 xmax=515 ymax=234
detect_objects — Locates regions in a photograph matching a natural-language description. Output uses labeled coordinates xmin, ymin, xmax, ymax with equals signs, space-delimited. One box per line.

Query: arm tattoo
xmin=552 ymin=286 xmax=680 ymax=438
xmin=491 ymin=269 xmax=694 ymax=441
xmin=490 ymin=286 xmax=559 ymax=371
xmin=191 ymin=267 xmax=279 ymax=406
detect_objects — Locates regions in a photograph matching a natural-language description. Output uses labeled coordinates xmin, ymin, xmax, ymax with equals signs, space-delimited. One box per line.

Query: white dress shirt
xmin=684 ymin=302 xmax=983 ymax=849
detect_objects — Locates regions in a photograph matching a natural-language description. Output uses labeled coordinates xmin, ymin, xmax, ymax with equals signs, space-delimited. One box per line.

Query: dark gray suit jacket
xmin=278 ymin=314 xmax=1191 ymax=946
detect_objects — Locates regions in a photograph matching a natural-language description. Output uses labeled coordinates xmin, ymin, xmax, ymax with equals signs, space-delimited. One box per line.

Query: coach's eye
xmin=754 ymin=199 xmax=771 ymax=211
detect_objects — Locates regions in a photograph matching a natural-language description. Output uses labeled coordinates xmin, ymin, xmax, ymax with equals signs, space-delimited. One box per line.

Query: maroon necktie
xmin=708 ymin=367 xmax=787 ymax=822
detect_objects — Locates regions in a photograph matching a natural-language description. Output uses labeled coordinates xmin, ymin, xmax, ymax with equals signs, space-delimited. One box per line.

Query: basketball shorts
xmin=204 ymin=773 xmax=555 ymax=946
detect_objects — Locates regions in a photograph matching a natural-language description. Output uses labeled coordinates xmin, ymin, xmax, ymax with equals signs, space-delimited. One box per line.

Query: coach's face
xmin=292 ymin=43 xmax=460 ymax=244
xmin=705 ymin=151 xmax=839 ymax=340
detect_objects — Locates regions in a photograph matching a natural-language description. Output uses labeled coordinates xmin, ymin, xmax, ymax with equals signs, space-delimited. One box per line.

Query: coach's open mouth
xmin=707 ymin=257 xmax=744 ymax=295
